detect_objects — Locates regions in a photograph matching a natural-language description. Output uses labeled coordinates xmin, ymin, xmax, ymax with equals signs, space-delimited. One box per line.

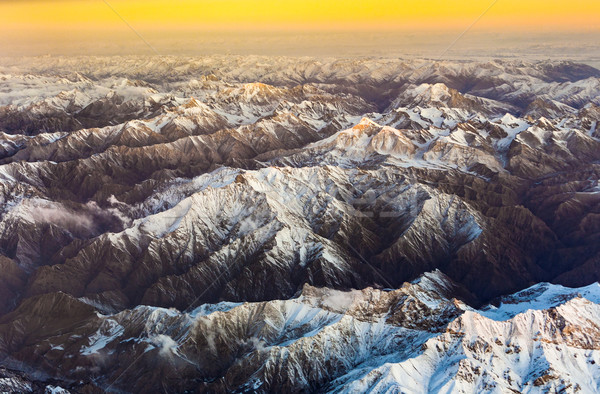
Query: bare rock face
xmin=0 ymin=257 xmax=26 ymax=315
xmin=0 ymin=56 xmax=599 ymax=392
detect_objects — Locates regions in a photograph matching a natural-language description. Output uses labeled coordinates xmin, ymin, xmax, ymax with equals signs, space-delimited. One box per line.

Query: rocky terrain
xmin=0 ymin=56 xmax=599 ymax=392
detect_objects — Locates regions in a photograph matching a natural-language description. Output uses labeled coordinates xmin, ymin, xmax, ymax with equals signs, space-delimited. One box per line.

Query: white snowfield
xmin=74 ymin=271 xmax=600 ymax=393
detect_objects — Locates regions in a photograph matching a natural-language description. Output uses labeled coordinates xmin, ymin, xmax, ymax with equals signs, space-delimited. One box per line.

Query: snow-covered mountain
xmin=0 ymin=56 xmax=599 ymax=392
xmin=1 ymin=271 xmax=599 ymax=393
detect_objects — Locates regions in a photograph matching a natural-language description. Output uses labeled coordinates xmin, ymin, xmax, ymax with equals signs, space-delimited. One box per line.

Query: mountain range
xmin=0 ymin=56 xmax=599 ymax=393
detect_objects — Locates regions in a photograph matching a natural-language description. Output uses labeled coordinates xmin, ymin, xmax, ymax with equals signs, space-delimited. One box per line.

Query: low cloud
xmin=245 ymin=337 xmax=269 ymax=352
xmin=152 ymin=334 xmax=179 ymax=357
xmin=27 ymin=201 xmax=96 ymax=233
xmin=23 ymin=198 xmax=131 ymax=237
xmin=322 ymin=290 xmax=357 ymax=312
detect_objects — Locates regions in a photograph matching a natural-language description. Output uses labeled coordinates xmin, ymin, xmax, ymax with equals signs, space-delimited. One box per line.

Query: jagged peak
xmin=351 ymin=117 xmax=381 ymax=131
xmin=181 ymin=97 xmax=201 ymax=109
xmin=413 ymin=82 xmax=453 ymax=98
xmin=243 ymin=81 xmax=275 ymax=93
xmin=479 ymin=281 xmax=600 ymax=321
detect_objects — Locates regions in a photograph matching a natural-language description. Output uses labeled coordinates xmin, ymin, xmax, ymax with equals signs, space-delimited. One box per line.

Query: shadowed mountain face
xmin=0 ymin=56 xmax=599 ymax=393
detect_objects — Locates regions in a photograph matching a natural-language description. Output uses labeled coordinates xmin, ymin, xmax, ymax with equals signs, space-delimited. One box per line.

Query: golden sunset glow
xmin=1 ymin=0 xmax=599 ymax=32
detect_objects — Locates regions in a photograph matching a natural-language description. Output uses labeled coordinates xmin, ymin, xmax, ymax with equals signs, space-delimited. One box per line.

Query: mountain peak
xmin=182 ymin=97 xmax=201 ymax=109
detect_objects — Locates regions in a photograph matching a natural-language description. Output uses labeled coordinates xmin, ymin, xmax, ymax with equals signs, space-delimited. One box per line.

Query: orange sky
xmin=1 ymin=0 xmax=599 ymax=32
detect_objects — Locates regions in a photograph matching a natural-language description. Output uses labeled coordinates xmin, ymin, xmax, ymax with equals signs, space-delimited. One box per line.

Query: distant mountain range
xmin=0 ymin=56 xmax=599 ymax=393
